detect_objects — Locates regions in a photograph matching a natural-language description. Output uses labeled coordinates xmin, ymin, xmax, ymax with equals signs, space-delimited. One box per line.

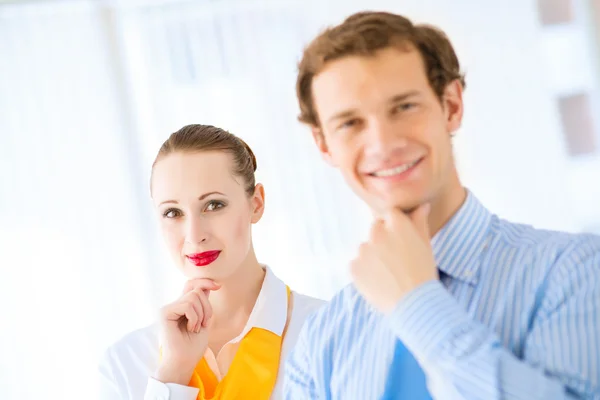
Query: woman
xmin=99 ymin=124 xmax=324 ymax=399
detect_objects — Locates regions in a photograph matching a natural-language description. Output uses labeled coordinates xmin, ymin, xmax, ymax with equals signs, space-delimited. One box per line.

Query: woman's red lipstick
xmin=187 ymin=251 xmax=221 ymax=267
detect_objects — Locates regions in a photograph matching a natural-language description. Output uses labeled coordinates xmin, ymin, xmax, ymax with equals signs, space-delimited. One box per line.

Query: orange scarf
xmin=185 ymin=286 xmax=291 ymax=399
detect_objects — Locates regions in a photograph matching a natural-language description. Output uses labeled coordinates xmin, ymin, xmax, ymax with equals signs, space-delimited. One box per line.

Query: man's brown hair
xmin=296 ymin=11 xmax=466 ymax=127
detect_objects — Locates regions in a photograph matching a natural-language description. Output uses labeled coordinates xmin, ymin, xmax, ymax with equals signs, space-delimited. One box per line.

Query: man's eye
xmin=395 ymin=102 xmax=417 ymax=112
xmin=339 ymin=119 xmax=359 ymax=131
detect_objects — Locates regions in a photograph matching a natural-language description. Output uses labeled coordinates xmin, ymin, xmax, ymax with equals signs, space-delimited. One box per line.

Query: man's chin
xmin=368 ymin=195 xmax=425 ymax=215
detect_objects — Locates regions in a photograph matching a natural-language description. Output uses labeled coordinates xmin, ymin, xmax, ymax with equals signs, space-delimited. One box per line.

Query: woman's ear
xmin=250 ymin=183 xmax=265 ymax=223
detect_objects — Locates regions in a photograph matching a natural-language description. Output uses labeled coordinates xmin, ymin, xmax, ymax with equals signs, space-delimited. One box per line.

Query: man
xmin=284 ymin=11 xmax=600 ymax=399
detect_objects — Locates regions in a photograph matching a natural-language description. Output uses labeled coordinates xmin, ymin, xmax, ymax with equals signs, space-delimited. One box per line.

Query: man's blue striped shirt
xmin=284 ymin=192 xmax=600 ymax=399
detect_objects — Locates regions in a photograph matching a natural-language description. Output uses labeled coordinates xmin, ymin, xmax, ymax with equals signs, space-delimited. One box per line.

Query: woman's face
xmin=151 ymin=151 xmax=264 ymax=282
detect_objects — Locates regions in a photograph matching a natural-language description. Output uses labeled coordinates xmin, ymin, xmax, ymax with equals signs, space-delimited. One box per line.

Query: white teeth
xmin=372 ymin=159 xmax=419 ymax=177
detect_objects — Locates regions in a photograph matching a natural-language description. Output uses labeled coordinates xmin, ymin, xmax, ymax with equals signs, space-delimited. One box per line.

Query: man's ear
xmin=312 ymin=127 xmax=336 ymax=166
xmin=443 ymin=79 xmax=464 ymax=136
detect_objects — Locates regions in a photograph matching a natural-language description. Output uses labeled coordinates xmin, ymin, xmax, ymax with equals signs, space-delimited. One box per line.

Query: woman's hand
xmin=154 ymin=278 xmax=220 ymax=385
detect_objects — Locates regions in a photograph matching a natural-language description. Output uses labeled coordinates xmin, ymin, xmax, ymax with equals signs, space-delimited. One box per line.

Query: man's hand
xmin=350 ymin=204 xmax=439 ymax=313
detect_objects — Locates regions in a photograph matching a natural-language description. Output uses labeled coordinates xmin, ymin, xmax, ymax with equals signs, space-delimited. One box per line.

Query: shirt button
xmin=482 ymin=238 xmax=491 ymax=251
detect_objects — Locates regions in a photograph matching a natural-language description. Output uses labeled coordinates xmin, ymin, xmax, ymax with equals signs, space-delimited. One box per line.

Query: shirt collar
xmin=230 ymin=266 xmax=288 ymax=343
xmin=431 ymin=190 xmax=493 ymax=285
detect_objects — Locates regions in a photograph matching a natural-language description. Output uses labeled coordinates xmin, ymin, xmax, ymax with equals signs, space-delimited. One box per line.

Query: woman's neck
xmin=209 ymin=248 xmax=265 ymax=331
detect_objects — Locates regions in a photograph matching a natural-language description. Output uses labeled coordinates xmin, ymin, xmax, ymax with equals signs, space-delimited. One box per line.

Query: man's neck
xmin=428 ymin=179 xmax=467 ymax=238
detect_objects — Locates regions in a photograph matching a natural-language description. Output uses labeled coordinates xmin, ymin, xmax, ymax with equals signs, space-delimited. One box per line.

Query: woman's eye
xmin=205 ymin=201 xmax=225 ymax=212
xmin=163 ymin=208 xmax=181 ymax=219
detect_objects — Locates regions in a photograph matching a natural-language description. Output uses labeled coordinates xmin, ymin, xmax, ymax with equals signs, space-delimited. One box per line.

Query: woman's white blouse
xmin=98 ymin=267 xmax=324 ymax=400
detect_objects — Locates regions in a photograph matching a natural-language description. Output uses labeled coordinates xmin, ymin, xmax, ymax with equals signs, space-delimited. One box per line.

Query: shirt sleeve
xmin=387 ymin=247 xmax=600 ymax=400
xmin=97 ymin=345 xmax=200 ymax=400
xmin=97 ymin=347 xmax=127 ymax=400
xmin=143 ymin=377 xmax=200 ymax=400
xmin=283 ymin=312 xmax=320 ymax=399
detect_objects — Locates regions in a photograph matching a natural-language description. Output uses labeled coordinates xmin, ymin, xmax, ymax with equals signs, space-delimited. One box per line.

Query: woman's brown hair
xmin=151 ymin=124 xmax=257 ymax=196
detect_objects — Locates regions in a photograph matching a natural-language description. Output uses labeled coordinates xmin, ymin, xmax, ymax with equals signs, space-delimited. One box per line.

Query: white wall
xmin=115 ymin=0 xmax=595 ymax=305
xmin=1 ymin=1 xmax=600 ymax=398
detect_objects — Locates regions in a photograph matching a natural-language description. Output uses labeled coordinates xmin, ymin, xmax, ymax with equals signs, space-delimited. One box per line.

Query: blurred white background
xmin=1 ymin=0 xmax=600 ymax=398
